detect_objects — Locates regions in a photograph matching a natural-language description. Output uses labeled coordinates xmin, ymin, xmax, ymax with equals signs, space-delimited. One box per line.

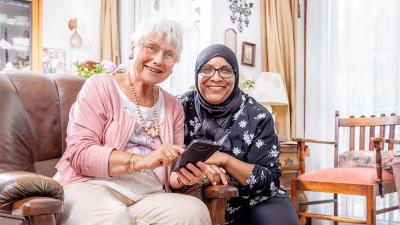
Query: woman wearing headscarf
xmin=54 ymin=19 xmax=211 ymax=225
xmin=177 ymin=44 xmax=299 ymax=225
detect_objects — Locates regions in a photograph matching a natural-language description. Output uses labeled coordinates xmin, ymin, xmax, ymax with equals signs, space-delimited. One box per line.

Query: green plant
xmin=73 ymin=60 xmax=117 ymax=78
xmin=243 ymin=79 xmax=255 ymax=91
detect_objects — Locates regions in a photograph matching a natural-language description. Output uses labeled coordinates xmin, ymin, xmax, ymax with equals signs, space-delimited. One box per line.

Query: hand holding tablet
xmin=172 ymin=139 xmax=222 ymax=172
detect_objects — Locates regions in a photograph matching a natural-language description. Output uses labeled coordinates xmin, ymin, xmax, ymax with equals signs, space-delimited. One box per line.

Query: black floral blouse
xmin=177 ymin=90 xmax=287 ymax=224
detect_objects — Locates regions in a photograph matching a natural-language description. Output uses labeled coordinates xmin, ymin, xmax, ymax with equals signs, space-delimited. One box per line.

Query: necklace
xmin=127 ymin=74 xmax=160 ymax=138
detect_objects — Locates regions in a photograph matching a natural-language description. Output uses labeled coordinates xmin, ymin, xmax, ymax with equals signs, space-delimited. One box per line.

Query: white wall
xmin=42 ymin=0 xmax=100 ymax=73
xmin=201 ymin=0 xmax=262 ymax=80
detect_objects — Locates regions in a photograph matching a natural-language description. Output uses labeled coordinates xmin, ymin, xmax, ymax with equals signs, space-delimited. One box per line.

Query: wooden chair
xmin=0 ymin=72 xmax=238 ymax=225
xmin=291 ymin=111 xmax=399 ymax=225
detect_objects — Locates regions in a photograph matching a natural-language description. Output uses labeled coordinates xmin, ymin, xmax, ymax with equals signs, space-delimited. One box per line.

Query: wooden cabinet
xmin=279 ymin=141 xmax=309 ymax=225
xmin=279 ymin=141 xmax=299 ymax=193
xmin=0 ymin=0 xmax=42 ymax=71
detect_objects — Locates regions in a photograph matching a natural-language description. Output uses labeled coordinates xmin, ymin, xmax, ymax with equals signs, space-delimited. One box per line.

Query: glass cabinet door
xmin=0 ymin=0 xmax=32 ymax=71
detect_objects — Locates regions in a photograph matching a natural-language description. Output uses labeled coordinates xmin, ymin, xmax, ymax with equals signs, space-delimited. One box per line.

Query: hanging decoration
xmin=68 ymin=18 xmax=82 ymax=48
xmin=228 ymin=0 xmax=254 ymax=32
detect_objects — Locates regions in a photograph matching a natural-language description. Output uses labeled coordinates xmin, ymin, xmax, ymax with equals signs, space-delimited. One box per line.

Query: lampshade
xmin=245 ymin=72 xmax=289 ymax=105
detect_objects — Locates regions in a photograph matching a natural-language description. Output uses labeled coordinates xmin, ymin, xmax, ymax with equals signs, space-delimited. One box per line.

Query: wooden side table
xmin=279 ymin=141 xmax=309 ymax=225
xmin=279 ymin=141 xmax=300 ymax=193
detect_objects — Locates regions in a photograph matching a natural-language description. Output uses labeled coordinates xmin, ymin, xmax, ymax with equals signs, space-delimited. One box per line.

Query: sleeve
xmin=241 ymin=113 xmax=282 ymax=197
xmin=63 ymin=75 xmax=114 ymax=178
xmin=173 ymin=99 xmax=185 ymax=146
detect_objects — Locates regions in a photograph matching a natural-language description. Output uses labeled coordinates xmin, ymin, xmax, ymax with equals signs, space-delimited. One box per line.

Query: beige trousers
xmin=59 ymin=182 xmax=211 ymax=225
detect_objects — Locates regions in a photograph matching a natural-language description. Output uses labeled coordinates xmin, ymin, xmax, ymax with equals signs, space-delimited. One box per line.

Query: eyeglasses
xmin=199 ymin=66 xmax=235 ymax=78
xmin=141 ymin=42 xmax=178 ymax=64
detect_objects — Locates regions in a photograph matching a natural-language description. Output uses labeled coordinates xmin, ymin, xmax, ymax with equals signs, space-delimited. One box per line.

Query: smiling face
xmin=131 ymin=36 xmax=178 ymax=85
xmin=197 ymin=57 xmax=235 ymax=105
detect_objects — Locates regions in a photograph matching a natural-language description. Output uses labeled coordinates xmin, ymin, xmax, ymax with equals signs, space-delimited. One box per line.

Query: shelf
xmin=1 ymin=47 xmax=30 ymax=52
xmin=0 ymin=0 xmax=41 ymax=71
xmin=0 ymin=22 xmax=29 ymax=28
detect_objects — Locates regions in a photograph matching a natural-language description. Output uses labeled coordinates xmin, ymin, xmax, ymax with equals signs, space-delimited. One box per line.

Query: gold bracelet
xmin=124 ymin=153 xmax=135 ymax=173
xmin=129 ymin=154 xmax=143 ymax=173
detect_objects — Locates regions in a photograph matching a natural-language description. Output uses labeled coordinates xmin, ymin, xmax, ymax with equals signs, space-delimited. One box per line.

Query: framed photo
xmin=241 ymin=42 xmax=255 ymax=67
xmin=224 ymin=28 xmax=237 ymax=54
xmin=42 ymin=48 xmax=66 ymax=74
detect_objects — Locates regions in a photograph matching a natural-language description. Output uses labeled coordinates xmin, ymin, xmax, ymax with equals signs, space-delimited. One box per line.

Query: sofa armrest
xmin=203 ymin=185 xmax=238 ymax=225
xmin=203 ymin=185 xmax=238 ymax=199
xmin=12 ymin=197 xmax=63 ymax=216
xmin=0 ymin=171 xmax=64 ymax=214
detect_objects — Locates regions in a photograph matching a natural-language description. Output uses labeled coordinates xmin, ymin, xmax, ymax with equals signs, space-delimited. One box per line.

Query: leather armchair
xmin=0 ymin=72 xmax=238 ymax=225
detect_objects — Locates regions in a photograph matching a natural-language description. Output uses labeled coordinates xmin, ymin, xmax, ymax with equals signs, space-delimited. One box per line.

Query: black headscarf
xmin=194 ymin=44 xmax=242 ymax=129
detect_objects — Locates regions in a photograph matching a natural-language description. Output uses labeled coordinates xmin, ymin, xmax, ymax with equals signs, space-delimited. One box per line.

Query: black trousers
xmin=230 ymin=196 xmax=299 ymax=225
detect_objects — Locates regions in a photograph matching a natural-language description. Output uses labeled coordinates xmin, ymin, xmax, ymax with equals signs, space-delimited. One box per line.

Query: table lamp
xmin=242 ymin=72 xmax=289 ymax=141
xmin=244 ymin=72 xmax=289 ymax=112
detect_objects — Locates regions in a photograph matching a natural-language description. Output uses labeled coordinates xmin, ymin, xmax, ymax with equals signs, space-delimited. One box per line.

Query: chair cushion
xmin=297 ymin=167 xmax=394 ymax=185
xmin=338 ymin=150 xmax=393 ymax=171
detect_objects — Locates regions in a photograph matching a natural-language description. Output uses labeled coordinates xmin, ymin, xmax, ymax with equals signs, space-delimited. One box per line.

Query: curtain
xmin=260 ymin=0 xmax=297 ymax=139
xmin=306 ymin=0 xmax=400 ymax=224
xmin=118 ymin=0 xmax=200 ymax=95
xmin=100 ymin=0 xmax=120 ymax=64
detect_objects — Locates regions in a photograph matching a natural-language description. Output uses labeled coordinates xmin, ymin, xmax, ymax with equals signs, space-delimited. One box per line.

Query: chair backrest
xmin=334 ymin=111 xmax=400 ymax=167
xmin=0 ymin=72 xmax=85 ymax=177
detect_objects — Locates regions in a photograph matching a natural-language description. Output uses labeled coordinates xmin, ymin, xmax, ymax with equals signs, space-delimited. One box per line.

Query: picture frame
xmin=42 ymin=48 xmax=66 ymax=74
xmin=241 ymin=42 xmax=255 ymax=67
xmin=224 ymin=28 xmax=237 ymax=54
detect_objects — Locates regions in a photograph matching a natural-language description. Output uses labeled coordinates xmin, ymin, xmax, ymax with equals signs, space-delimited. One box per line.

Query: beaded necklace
xmin=127 ymin=74 xmax=160 ymax=138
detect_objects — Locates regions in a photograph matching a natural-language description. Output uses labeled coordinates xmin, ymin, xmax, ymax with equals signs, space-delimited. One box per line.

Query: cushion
xmin=338 ymin=150 xmax=393 ymax=171
xmin=297 ymin=167 xmax=394 ymax=185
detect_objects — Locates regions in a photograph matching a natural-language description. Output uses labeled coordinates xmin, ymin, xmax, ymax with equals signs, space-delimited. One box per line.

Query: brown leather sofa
xmin=0 ymin=72 xmax=238 ymax=225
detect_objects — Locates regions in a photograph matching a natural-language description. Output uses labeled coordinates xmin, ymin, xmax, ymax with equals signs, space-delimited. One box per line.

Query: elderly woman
xmin=54 ymin=19 xmax=211 ymax=225
xmin=177 ymin=44 xmax=299 ymax=225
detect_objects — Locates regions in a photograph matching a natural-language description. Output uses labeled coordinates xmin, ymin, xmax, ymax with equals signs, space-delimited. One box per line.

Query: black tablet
xmin=171 ymin=139 xmax=221 ymax=172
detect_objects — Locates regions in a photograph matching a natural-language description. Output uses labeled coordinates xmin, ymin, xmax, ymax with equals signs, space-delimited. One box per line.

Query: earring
xmin=129 ymin=42 xmax=135 ymax=60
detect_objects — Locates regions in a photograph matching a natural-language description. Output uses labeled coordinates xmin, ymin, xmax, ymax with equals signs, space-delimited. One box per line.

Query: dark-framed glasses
xmin=199 ymin=66 xmax=235 ymax=78
xmin=141 ymin=42 xmax=178 ymax=64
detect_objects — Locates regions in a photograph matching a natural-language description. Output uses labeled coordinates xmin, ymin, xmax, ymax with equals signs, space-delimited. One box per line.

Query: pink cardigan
xmin=55 ymin=74 xmax=184 ymax=186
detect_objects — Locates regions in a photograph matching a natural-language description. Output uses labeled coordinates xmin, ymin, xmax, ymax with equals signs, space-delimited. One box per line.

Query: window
xmin=306 ymin=0 xmax=400 ymax=223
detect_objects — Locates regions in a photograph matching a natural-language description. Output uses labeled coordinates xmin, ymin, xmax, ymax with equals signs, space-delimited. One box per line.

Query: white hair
xmin=132 ymin=19 xmax=183 ymax=60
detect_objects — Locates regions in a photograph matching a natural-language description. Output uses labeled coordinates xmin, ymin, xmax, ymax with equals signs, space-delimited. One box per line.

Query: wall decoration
xmin=228 ymin=0 xmax=254 ymax=32
xmin=241 ymin=41 xmax=255 ymax=66
xmin=224 ymin=28 xmax=237 ymax=54
xmin=68 ymin=18 xmax=82 ymax=48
